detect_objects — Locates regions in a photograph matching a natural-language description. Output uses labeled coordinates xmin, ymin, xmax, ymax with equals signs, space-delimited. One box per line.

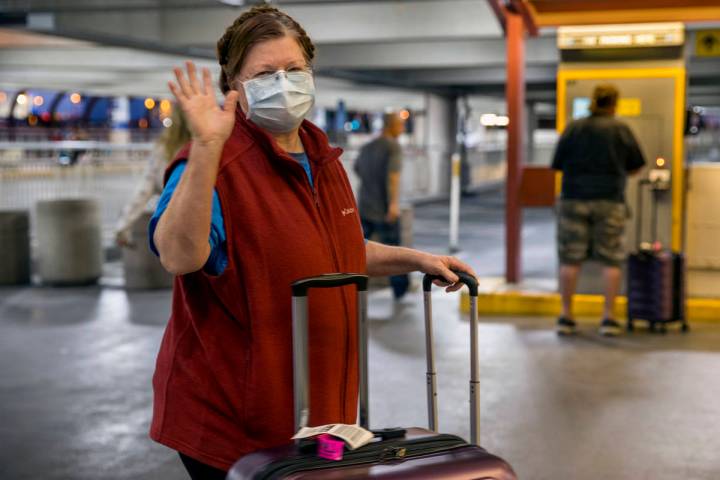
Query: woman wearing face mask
xmin=149 ymin=5 xmax=476 ymax=479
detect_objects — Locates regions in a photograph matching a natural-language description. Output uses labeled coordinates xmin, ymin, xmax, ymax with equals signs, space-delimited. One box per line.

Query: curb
xmin=461 ymin=291 xmax=720 ymax=323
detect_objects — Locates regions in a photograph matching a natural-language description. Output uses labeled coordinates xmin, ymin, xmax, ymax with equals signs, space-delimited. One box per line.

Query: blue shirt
xmin=149 ymin=152 xmax=313 ymax=275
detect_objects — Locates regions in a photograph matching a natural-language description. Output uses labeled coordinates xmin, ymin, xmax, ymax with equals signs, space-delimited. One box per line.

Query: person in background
xmin=551 ymin=84 xmax=645 ymax=337
xmin=114 ymin=108 xmax=190 ymax=247
xmin=354 ymin=111 xmax=410 ymax=300
xmin=149 ymin=5 xmax=476 ymax=478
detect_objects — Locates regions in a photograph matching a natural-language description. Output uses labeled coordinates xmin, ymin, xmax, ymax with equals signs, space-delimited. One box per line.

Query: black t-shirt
xmin=551 ymin=114 xmax=646 ymax=201
xmin=354 ymin=136 xmax=402 ymax=223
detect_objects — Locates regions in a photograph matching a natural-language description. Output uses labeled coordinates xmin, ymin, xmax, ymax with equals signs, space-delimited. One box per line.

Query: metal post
xmin=449 ymin=152 xmax=461 ymax=253
xmin=292 ymin=296 xmax=310 ymax=432
xmin=469 ymin=295 xmax=481 ymax=445
xmin=505 ymin=11 xmax=526 ymax=284
xmin=423 ymin=291 xmax=439 ymax=431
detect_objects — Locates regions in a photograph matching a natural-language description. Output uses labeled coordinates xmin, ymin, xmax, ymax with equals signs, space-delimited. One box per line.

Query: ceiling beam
xmin=528 ymin=5 xmax=720 ymax=27
xmin=486 ymin=0 xmax=506 ymax=34
xmin=509 ymin=0 xmax=539 ymax=37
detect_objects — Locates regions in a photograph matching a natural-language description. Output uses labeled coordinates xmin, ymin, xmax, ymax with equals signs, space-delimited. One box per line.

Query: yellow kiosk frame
xmin=556 ymin=66 xmax=687 ymax=252
xmin=463 ymin=66 xmax=720 ymax=321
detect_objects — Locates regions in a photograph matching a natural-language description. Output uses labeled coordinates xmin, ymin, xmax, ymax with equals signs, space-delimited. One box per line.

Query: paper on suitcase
xmin=292 ymin=423 xmax=373 ymax=450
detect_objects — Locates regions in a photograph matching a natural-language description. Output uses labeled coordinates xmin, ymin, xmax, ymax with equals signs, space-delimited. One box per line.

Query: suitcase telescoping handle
xmin=422 ymin=271 xmax=481 ymax=446
xmin=635 ymin=178 xmax=660 ymax=250
xmin=290 ymin=274 xmax=369 ymax=433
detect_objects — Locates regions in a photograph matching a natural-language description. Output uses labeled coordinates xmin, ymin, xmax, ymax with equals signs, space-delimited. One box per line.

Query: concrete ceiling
xmin=1 ymin=0 xmax=720 ymax=106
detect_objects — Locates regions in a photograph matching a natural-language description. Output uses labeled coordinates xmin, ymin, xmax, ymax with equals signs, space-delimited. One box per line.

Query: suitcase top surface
xmin=228 ymin=428 xmax=516 ymax=480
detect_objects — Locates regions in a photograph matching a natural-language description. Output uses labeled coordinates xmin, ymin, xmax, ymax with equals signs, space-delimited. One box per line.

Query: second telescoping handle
xmin=290 ymin=274 xmax=369 ymax=433
xmin=422 ymin=271 xmax=480 ymax=445
xmin=636 ymin=178 xmax=661 ymax=249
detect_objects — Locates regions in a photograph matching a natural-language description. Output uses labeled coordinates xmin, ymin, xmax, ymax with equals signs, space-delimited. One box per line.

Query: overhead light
xmin=160 ymin=99 xmax=172 ymax=114
xmin=598 ymin=34 xmax=632 ymax=47
xmin=480 ymin=113 xmax=497 ymax=126
xmin=217 ymin=0 xmax=245 ymax=5
xmin=480 ymin=113 xmax=509 ymax=127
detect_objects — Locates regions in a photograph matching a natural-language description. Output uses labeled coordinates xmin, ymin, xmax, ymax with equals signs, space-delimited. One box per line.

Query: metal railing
xmin=0 ymin=142 xmax=154 ymax=247
xmin=1 ymin=137 xmax=558 ymax=248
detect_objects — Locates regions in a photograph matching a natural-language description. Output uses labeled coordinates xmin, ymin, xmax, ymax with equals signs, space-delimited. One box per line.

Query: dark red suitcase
xmin=227 ymin=273 xmax=517 ymax=479
xmin=627 ymin=250 xmax=688 ymax=333
xmin=626 ymin=180 xmax=688 ymax=333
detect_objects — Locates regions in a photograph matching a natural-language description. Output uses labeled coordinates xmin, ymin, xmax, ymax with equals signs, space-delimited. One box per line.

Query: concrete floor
xmin=2 ymin=191 xmax=720 ymax=479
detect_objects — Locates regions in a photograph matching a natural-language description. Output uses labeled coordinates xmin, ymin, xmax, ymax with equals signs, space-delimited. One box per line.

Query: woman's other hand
xmin=417 ymin=253 xmax=477 ymax=293
xmin=168 ymin=61 xmax=240 ymax=148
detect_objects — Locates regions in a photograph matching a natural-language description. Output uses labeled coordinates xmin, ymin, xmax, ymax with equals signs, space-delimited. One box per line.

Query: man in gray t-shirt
xmin=354 ymin=112 xmax=408 ymax=299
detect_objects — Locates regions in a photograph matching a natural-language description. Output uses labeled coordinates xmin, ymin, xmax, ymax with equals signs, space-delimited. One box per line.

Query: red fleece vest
xmin=149 ymin=113 xmax=366 ymax=470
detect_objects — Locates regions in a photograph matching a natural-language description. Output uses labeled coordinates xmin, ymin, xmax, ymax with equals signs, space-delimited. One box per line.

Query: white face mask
xmin=241 ymin=70 xmax=315 ymax=133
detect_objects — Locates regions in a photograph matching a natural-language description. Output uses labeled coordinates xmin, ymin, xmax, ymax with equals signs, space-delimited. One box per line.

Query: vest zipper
xmin=306 ymin=166 xmax=351 ymax=424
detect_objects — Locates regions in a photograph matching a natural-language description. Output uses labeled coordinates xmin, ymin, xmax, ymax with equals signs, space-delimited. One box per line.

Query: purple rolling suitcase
xmin=227 ymin=272 xmax=517 ymax=479
xmin=626 ymin=180 xmax=688 ymax=333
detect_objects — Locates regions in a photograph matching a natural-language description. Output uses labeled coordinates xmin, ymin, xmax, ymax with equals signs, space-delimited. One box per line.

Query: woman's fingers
xmin=186 ymin=61 xmax=201 ymax=95
xmin=168 ymin=81 xmax=186 ymax=103
xmin=202 ymin=67 xmax=213 ymax=96
xmin=443 ymin=257 xmax=477 ymax=292
xmin=223 ymin=90 xmax=240 ymax=113
xmin=174 ymin=67 xmax=193 ymax=98
xmin=447 ymin=257 xmax=477 ymax=280
xmin=422 ymin=254 xmax=478 ymax=292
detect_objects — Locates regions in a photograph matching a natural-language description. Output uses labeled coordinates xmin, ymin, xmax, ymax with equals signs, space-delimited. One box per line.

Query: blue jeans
xmin=361 ymin=218 xmax=410 ymax=299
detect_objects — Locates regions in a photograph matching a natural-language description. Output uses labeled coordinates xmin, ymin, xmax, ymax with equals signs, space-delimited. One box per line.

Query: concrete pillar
xmin=122 ymin=212 xmax=174 ymax=289
xmin=0 ymin=210 xmax=31 ymax=285
xmin=36 ymin=199 xmax=103 ymax=285
xmin=424 ymin=93 xmax=457 ymax=196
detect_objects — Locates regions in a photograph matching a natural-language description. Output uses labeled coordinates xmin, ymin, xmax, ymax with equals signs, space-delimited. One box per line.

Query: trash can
xmin=0 ymin=210 xmax=31 ymax=285
xmin=36 ymin=199 xmax=103 ymax=285
xmin=122 ymin=211 xmax=174 ymax=289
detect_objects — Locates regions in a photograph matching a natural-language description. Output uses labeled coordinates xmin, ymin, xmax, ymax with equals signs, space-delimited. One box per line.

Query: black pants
xmin=361 ymin=218 xmax=410 ymax=299
xmin=179 ymin=453 xmax=227 ymax=480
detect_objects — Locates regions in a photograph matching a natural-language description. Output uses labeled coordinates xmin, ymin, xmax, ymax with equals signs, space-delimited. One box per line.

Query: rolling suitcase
xmin=626 ymin=180 xmax=688 ymax=333
xmin=227 ymin=272 xmax=517 ymax=479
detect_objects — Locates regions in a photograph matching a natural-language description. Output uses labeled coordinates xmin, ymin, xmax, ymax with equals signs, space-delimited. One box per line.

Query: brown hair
xmin=159 ymin=106 xmax=191 ymax=164
xmin=216 ymin=4 xmax=316 ymax=93
xmin=590 ymin=83 xmax=619 ymax=115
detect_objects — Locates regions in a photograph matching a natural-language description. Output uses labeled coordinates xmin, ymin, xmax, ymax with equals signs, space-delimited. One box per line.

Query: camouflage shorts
xmin=556 ymin=200 xmax=628 ymax=267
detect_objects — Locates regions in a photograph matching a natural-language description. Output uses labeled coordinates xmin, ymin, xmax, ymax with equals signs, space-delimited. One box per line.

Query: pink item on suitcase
xmin=316 ymin=434 xmax=345 ymax=461
xmin=227 ymin=273 xmax=517 ymax=479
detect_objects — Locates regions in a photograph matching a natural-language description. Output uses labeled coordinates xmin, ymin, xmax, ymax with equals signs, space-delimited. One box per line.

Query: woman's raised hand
xmin=168 ymin=61 xmax=240 ymax=148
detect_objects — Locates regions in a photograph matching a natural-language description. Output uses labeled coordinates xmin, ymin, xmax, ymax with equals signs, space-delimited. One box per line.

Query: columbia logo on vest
xmin=341 ymin=208 xmax=355 ymax=216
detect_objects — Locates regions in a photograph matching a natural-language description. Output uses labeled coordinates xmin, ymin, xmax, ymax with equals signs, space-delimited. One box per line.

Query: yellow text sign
xmin=617 ymin=98 xmax=642 ymax=117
